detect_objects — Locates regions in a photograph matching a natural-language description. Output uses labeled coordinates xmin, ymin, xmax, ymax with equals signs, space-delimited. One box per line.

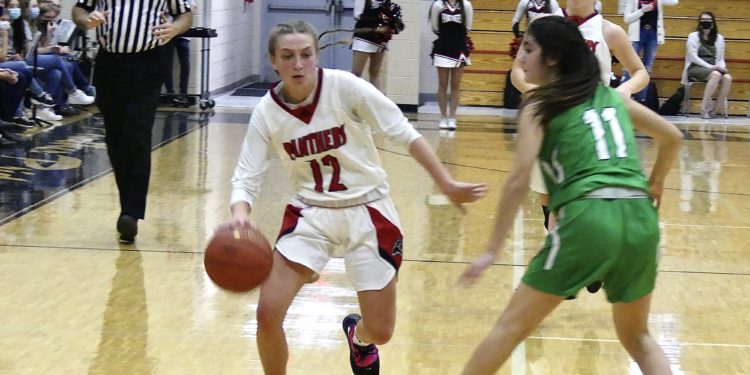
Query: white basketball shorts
xmin=274 ymin=196 xmax=403 ymax=291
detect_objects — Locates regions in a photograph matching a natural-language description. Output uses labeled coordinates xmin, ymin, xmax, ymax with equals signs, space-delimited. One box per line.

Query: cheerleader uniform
xmin=352 ymin=0 xmax=405 ymax=53
xmin=511 ymin=0 xmax=561 ymax=37
xmin=430 ymin=0 xmax=474 ymax=68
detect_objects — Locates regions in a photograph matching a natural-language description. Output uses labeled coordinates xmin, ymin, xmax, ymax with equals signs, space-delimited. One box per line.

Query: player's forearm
xmin=408 ymin=136 xmax=455 ymax=192
xmin=649 ymin=135 xmax=682 ymax=186
xmin=486 ymin=176 xmax=528 ymax=254
xmin=231 ymin=201 xmax=252 ymax=218
xmin=618 ymin=68 xmax=649 ymax=95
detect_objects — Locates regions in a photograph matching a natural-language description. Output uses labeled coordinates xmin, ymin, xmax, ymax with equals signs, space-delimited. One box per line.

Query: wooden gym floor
xmin=0 ymin=108 xmax=749 ymax=374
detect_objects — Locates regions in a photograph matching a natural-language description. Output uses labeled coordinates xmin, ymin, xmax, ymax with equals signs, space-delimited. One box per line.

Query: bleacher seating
xmin=463 ymin=0 xmax=750 ymax=116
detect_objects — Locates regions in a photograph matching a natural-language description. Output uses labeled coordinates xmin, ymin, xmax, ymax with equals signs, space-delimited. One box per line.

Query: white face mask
xmin=8 ymin=7 xmax=22 ymax=20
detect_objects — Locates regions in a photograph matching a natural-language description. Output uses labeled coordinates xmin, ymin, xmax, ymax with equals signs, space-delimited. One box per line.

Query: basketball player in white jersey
xmin=511 ymin=0 xmax=648 ymax=294
xmin=227 ymin=21 xmax=486 ymax=375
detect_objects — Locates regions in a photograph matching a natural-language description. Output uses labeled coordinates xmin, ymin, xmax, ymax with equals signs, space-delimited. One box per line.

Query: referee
xmin=73 ymin=1 xmax=193 ymax=243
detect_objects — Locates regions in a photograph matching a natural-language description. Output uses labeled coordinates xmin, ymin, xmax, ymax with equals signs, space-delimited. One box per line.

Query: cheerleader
xmin=430 ymin=0 xmax=473 ymax=130
xmin=351 ymin=0 xmax=405 ymax=90
xmin=511 ymin=0 xmax=561 ymax=38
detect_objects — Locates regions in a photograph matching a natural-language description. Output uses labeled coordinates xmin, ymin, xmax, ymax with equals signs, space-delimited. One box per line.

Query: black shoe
xmin=171 ymin=96 xmax=190 ymax=107
xmin=30 ymin=92 xmax=56 ymax=107
xmin=117 ymin=214 xmax=138 ymax=244
xmin=586 ymin=281 xmax=603 ymax=294
xmin=11 ymin=116 xmax=35 ymax=128
xmin=54 ymin=105 xmax=81 ymax=117
xmin=0 ymin=133 xmax=18 ymax=146
xmin=1 ymin=123 xmax=31 ymax=133
xmin=343 ymin=314 xmax=380 ymax=374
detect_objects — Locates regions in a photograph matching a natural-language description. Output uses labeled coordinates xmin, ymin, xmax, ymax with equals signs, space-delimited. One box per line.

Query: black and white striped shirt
xmin=76 ymin=0 xmax=191 ymax=54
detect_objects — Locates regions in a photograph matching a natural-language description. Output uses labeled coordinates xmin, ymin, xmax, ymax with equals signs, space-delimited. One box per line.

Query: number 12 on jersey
xmin=583 ymin=107 xmax=628 ymax=160
xmin=309 ymin=155 xmax=348 ymax=193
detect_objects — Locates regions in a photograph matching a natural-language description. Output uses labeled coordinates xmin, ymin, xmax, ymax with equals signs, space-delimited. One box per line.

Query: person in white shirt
xmin=227 ymin=20 xmax=486 ymax=375
xmin=682 ymin=11 xmax=731 ymax=119
xmin=622 ymin=0 xmax=679 ymax=102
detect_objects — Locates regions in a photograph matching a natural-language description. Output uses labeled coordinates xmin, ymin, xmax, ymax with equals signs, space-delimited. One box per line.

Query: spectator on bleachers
xmin=33 ymin=1 xmax=96 ymax=116
xmin=623 ymin=0 xmax=679 ymax=103
xmin=9 ymin=0 xmax=94 ymax=110
xmin=0 ymin=1 xmax=58 ymax=124
xmin=511 ymin=0 xmax=560 ymax=38
xmin=682 ymin=11 xmax=731 ymax=119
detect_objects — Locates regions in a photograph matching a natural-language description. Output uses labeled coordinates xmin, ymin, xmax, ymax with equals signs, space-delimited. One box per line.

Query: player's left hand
xmin=441 ymin=180 xmax=487 ymax=210
xmin=649 ymin=180 xmax=664 ymax=209
xmin=459 ymin=251 xmax=496 ymax=286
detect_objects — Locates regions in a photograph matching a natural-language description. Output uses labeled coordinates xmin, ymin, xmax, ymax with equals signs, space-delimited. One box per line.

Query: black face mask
xmin=700 ymin=21 xmax=713 ymax=29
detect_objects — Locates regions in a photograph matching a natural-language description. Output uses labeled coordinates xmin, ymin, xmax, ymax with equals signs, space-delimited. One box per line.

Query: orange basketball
xmin=204 ymin=225 xmax=273 ymax=292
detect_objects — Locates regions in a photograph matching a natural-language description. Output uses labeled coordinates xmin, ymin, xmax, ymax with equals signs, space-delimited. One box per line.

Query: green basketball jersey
xmin=539 ymin=84 xmax=649 ymax=212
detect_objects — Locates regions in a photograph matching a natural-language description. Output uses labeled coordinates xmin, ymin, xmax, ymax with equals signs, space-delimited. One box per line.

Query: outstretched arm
xmin=460 ymin=103 xmax=544 ymax=284
xmin=408 ymin=137 xmax=487 ymax=208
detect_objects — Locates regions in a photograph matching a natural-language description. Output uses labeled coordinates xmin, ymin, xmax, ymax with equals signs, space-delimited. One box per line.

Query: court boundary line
xmin=526 ymin=335 xmax=750 ymax=349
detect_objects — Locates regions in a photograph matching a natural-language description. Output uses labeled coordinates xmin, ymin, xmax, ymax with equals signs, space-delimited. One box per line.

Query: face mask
xmin=8 ymin=8 xmax=21 ymax=20
xmin=30 ymin=7 xmax=40 ymax=19
xmin=700 ymin=21 xmax=713 ymax=29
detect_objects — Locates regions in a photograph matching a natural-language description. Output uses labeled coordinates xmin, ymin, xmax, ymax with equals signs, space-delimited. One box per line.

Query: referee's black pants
xmin=94 ymin=47 xmax=167 ymax=220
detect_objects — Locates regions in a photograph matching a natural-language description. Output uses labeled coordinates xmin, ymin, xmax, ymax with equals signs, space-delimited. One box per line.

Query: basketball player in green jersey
xmin=459 ymin=16 xmax=682 ymax=374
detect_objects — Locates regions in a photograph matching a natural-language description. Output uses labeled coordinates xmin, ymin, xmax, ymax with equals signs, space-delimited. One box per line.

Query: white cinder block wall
xmin=419 ymin=0 xmax=438 ymax=102
xmin=60 ymin=0 xmax=424 ymax=104
xmin=202 ymin=0 xmax=261 ymax=93
xmin=385 ymin=0 xmax=421 ymax=105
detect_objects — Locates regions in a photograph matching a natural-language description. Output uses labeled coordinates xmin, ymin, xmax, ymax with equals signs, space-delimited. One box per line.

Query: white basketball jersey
xmin=231 ymin=68 xmax=422 ymax=208
xmin=579 ymin=14 xmax=611 ymax=84
xmin=559 ymin=10 xmax=612 ymax=84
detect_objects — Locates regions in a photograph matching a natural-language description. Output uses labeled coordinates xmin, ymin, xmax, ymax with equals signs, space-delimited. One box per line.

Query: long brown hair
xmin=696 ymin=11 xmax=718 ymax=46
xmin=518 ymin=16 xmax=601 ymax=128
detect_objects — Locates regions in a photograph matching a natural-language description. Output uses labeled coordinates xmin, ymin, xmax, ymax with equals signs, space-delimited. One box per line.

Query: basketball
xmin=204 ymin=224 xmax=273 ymax=292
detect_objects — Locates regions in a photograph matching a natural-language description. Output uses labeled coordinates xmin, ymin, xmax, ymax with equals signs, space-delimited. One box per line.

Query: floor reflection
xmin=89 ymin=251 xmax=152 ymax=374
xmin=0 ymin=112 xmax=210 ymax=225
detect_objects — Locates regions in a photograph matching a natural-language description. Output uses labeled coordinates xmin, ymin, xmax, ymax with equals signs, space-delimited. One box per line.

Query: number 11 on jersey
xmin=583 ymin=107 xmax=628 ymax=160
